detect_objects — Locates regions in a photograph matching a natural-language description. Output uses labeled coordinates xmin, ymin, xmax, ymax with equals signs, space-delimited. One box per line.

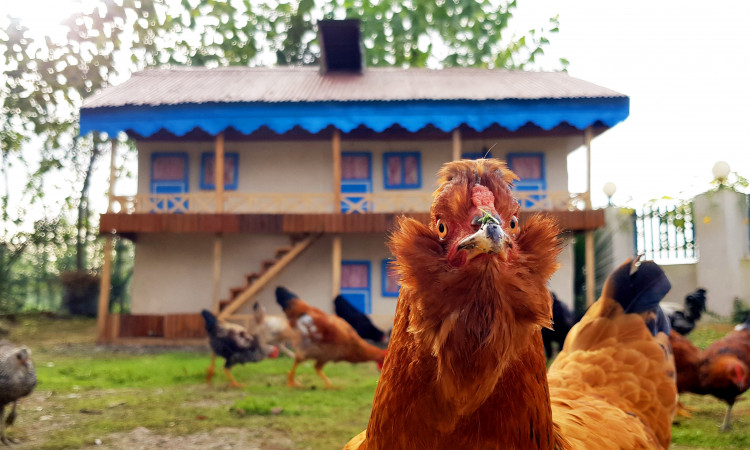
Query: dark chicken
xmin=201 ymin=309 xmax=278 ymax=388
xmin=334 ymin=295 xmax=388 ymax=344
xmin=0 ymin=341 xmax=36 ymax=445
xmin=345 ymin=159 xmax=676 ymax=449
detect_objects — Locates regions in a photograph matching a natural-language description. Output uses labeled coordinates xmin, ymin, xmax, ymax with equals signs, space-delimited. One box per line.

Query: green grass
xmin=2 ymin=315 xmax=749 ymax=448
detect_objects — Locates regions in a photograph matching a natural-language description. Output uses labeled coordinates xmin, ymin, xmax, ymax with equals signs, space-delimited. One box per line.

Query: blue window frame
xmin=383 ymin=152 xmax=421 ymax=189
xmin=150 ymin=152 xmax=189 ymax=212
xmin=381 ymin=259 xmax=400 ymax=297
xmin=507 ymin=153 xmax=546 ymax=209
xmin=341 ymin=152 xmax=372 ymax=212
xmin=200 ymin=152 xmax=239 ymax=190
xmin=341 ymin=260 xmax=371 ymax=314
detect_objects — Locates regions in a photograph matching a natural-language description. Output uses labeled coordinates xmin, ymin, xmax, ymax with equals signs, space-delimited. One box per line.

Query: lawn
xmin=1 ymin=315 xmax=748 ymax=449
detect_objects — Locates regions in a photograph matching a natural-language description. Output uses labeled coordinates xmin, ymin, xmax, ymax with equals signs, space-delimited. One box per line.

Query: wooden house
xmin=80 ymin=20 xmax=628 ymax=343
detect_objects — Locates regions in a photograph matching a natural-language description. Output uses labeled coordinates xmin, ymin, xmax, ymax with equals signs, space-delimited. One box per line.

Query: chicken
xmin=0 ymin=341 xmax=37 ymax=445
xmin=541 ymin=291 xmax=576 ymax=359
xmin=662 ymin=288 xmax=707 ymax=335
xmin=275 ymin=286 xmax=386 ymax=388
xmin=253 ymin=302 xmax=296 ymax=359
xmin=201 ymin=308 xmax=279 ymax=388
xmin=669 ymin=329 xmax=748 ymax=428
xmin=345 ymin=159 xmax=676 ymax=449
xmin=334 ymin=295 xmax=388 ymax=344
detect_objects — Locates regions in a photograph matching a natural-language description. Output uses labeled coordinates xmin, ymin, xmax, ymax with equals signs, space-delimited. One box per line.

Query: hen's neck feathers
xmin=364 ymin=212 xmax=561 ymax=448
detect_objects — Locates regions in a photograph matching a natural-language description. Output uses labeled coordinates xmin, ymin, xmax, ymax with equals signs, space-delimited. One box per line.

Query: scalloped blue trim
xmin=79 ymin=98 xmax=629 ymax=137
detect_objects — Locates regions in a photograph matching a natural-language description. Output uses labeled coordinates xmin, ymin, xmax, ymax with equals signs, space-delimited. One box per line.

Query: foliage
xmin=711 ymin=171 xmax=749 ymax=193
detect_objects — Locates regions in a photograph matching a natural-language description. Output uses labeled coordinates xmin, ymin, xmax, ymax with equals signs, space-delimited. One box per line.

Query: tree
xmin=1 ymin=0 xmax=562 ymax=311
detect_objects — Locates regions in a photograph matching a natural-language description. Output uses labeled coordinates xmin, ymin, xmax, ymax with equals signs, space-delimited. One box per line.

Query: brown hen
xmin=345 ymin=158 xmax=677 ymax=449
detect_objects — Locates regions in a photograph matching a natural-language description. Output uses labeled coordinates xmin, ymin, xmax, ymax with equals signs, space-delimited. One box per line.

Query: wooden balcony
xmin=100 ymin=190 xmax=603 ymax=235
xmin=109 ymin=190 xmax=590 ymax=215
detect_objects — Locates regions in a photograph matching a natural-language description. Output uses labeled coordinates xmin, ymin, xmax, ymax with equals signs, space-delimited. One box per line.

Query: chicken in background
xmin=541 ymin=291 xmax=576 ymax=359
xmin=253 ymin=303 xmax=296 ymax=359
xmin=334 ymin=295 xmax=388 ymax=344
xmin=669 ymin=329 xmax=748 ymax=429
xmin=275 ymin=286 xmax=386 ymax=388
xmin=201 ymin=308 xmax=279 ymax=388
xmin=661 ymin=287 xmax=707 ymax=335
xmin=345 ymin=159 xmax=676 ymax=449
xmin=0 ymin=340 xmax=37 ymax=445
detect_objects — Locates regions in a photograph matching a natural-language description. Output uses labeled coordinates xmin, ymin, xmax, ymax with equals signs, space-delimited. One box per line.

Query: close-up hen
xmin=345 ymin=158 xmax=677 ymax=449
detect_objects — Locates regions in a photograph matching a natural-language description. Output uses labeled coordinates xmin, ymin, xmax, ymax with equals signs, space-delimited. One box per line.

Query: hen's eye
xmin=437 ymin=219 xmax=449 ymax=240
xmin=509 ymin=216 xmax=519 ymax=235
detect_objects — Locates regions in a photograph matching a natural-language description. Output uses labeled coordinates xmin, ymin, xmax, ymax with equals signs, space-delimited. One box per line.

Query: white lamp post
xmin=712 ymin=161 xmax=731 ymax=188
xmin=603 ymin=182 xmax=617 ymax=206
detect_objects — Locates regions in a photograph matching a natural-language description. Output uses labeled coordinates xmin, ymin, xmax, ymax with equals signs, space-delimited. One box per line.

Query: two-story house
xmin=80 ymin=20 xmax=628 ymax=344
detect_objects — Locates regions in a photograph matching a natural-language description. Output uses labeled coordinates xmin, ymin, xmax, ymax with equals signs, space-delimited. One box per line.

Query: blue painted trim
xmin=507 ymin=152 xmax=546 ymax=190
xmin=341 ymin=260 xmax=372 ymax=314
xmin=200 ymin=152 xmax=239 ymax=190
xmin=150 ymin=152 xmax=189 ymax=193
xmin=79 ymin=98 xmax=630 ymax=137
xmin=383 ymin=151 xmax=422 ymax=190
xmin=381 ymin=259 xmax=399 ymax=297
xmin=462 ymin=151 xmax=492 ymax=160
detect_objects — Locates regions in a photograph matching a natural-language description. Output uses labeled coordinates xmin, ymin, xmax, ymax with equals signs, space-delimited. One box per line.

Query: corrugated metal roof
xmin=82 ymin=67 xmax=625 ymax=108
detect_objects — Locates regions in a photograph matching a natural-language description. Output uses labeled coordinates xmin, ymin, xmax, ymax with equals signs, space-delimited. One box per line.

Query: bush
xmin=60 ymin=270 xmax=100 ymax=316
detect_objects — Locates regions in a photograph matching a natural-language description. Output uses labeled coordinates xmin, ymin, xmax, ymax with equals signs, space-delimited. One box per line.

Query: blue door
xmin=341 ymin=261 xmax=371 ymax=314
xmin=341 ymin=152 xmax=372 ymax=213
xmin=150 ymin=153 xmax=189 ymax=212
xmin=507 ymin=153 xmax=546 ymax=209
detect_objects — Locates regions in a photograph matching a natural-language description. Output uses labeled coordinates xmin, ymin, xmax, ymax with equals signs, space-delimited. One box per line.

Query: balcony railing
xmin=109 ymin=190 xmax=591 ymax=215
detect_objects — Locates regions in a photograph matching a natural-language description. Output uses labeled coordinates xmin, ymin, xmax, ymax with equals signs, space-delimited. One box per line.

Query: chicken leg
xmin=314 ymin=361 xmax=332 ymax=388
xmin=287 ymin=360 xmax=302 ymax=388
xmin=206 ymin=353 xmax=216 ymax=383
xmin=720 ymin=404 xmax=734 ymax=432
xmin=223 ymin=368 xmax=243 ymax=388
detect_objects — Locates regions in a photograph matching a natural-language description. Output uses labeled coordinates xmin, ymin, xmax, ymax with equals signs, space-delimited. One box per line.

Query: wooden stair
xmin=217 ymin=233 xmax=321 ymax=321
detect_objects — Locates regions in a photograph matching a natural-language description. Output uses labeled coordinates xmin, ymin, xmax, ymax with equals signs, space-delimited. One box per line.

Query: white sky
xmin=513 ymin=0 xmax=750 ymax=206
xmin=4 ymin=0 xmax=750 ymax=222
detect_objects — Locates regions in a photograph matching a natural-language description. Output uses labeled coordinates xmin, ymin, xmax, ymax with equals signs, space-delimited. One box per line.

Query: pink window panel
xmin=153 ymin=156 xmax=186 ymax=181
xmin=385 ymin=264 xmax=400 ymax=293
xmin=404 ymin=156 xmax=419 ymax=185
xmin=511 ymin=156 xmax=542 ymax=180
xmin=204 ymin=156 xmax=235 ymax=186
xmin=341 ymin=264 xmax=368 ymax=289
xmin=342 ymin=155 xmax=370 ymax=180
xmin=386 ymin=156 xmax=402 ymax=186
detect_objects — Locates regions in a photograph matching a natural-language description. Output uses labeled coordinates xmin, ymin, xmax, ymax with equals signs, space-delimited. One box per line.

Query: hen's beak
xmin=457 ymin=222 xmax=511 ymax=261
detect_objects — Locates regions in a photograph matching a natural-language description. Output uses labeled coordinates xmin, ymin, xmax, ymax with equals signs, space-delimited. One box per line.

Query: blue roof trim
xmin=79 ymin=98 xmax=629 ymax=137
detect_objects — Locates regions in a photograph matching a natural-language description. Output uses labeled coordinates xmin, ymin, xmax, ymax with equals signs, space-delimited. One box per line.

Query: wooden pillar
xmin=584 ymin=127 xmax=595 ymax=307
xmin=212 ymin=234 xmax=223 ymax=314
xmin=332 ymin=235 xmax=342 ymax=298
xmin=332 ymin=129 xmax=342 ymax=209
xmin=213 ymin=132 xmax=225 ymax=313
xmin=215 ymin=132 xmax=225 ymax=213
xmin=97 ymin=139 xmax=118 ymax=343
xmin=452 ymin=129 xmax=462 ymax=161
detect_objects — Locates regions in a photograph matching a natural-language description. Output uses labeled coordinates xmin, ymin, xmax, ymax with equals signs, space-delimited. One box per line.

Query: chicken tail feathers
xmin=201 ymin=309 xmax=218 ymax=335
xmin=275 ymin=286 xmax=298 ymax=311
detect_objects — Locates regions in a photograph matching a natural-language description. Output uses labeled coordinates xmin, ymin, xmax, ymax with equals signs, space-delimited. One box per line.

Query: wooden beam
xmin=584 ymin=127 xmax=593 ymax=209
xmin=452 ymin=129 xmax=462 ymax=161
xmin=212 ymin=234 xmax=223 ymax=314
xmin=585 ymin=230 xmax=596 ymax=307
xmin=332 ymin=235 xmax=342 ymax=298
xmin=96 ymin=236 xmax=114 ymax=343
xmin=215 ymin=132 xmax=225 ymax=213
xmin=332 ymin=129 xmax=342 ymax=208
xmin=107 ymin=139 xmax=118 ymax=213
xmin=218 ymin=234 xmax=320 ymax=320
